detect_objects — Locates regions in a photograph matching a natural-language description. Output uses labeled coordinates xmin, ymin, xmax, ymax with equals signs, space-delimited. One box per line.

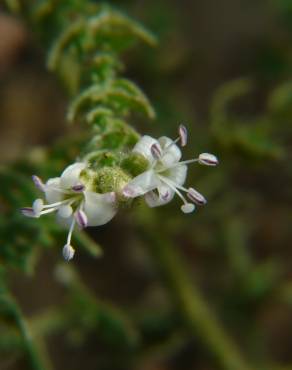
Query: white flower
xmin=122 ymin=125 xmax=218 ymax=213
xmin=21 ymin=162 xmax=117 ymax=260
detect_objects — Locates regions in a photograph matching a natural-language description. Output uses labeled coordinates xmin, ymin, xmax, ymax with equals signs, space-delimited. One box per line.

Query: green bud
xmin=121 ymin=152 xmax=149 ymax=177
xmin=94 ymin=166 xmax=132 ymax=195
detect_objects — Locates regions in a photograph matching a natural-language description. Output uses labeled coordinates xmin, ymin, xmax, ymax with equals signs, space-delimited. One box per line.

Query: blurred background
xmin=1 ymin=1 xmax=292 ymax=369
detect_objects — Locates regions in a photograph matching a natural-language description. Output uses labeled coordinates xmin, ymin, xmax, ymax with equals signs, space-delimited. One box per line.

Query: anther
xmin=72 ymin=184 xmax=85 ymax=192
xmin=151 ymin=143 xmax=162 ymax=160
xmin=198 ymin=153 xmax=218 ymax=166
xmin=62 ymin=244 xmax=75 ymax=261
xmin=32 ymin=175 xmax=46 ymax=192
xmin=75 ymin=210 xmax=88 ymax=228
xmin=21 ymin=207 xmax=36 ymax=217
xmin=32 ymin=199 xmax=44 ymax=217
xmin=178 ymin=124 xmax=188 ymax=147
xmin=187 ymin=188 xmax=207 ymax=206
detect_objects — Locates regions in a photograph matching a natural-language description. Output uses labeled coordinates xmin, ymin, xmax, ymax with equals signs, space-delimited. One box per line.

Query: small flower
xmin=122 ymin=125 xmax=218 ymax=213
xmin=21 ymin=162 xmax=117 ymax=260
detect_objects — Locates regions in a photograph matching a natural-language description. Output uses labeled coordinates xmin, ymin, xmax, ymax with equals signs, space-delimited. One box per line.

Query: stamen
xmin=198 ymin=153 xmax=218 ymax=166
xmin=42 ymin=198 xmax=77 ymax=210
xmin=158 ymin=175 xmax=195 ymax=213
xmin=32 ymin=199 xmax=44 ymax=216
xmin=151 ymin=143 xmax=162 ymax=160
xmin=178 ymin=124 xmax=188 ymax=147
xmin=161 ymin=189 xmax=171 ymax=201
xmin=75 ymin=209 xmax=88 ymax=228
xmin=62 ymin=244 xmax=75 ymax=261
xmin=156 ymin=158 xmax=199 ymax=173
xmin=21 ymin=207 xmax=36 ymax=218
xmin=32 ymin=175 xmax=45 ymax=192
xmin=187 ymin=187 xmax=207 ymax=206
xmin=72 ymin=184 xmax=85 ymax=192
xmin=66 ymin=217 xmax=76 ymax=246
xmin=158 ymin=175 xmax=187 ymax=204
xmin=39 ymin=208 xmax=58 ymax=215
xmin=159 ymin=176 xmax=188 ymax=195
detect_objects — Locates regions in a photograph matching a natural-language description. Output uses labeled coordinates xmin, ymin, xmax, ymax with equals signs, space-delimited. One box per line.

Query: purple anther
xmin=21 ymin=207 xmax=36 ymax=217
xmin=178 ymin=124 xmax=188 ymax=147
xmin=72 ymin=184 xmax=85 ymax=192
xmin=187 ymin=188 xmax=207 ymax=206
xmin=151 ymin=143 xmax=162 ymax=160
xmin=161 ymin=190 xmax=171 ymax=201
xmin=75 ymin=210 xmax=88 ymax=228
xmin=32 ymin=175 xmax=46 ymax=192
xmin=198 ymin=153 xmax=219 ymax=166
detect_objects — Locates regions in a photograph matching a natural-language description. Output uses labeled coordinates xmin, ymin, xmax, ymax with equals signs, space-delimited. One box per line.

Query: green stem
xmin=142 ymin=229 xmax=254 ymax=370
xmin=5 ymin=296 xmax=48 ymax=370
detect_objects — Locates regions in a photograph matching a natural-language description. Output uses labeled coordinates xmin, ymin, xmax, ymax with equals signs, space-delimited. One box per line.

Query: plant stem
xmin=142 ymin=229 xmax=255 ymax=370
xmin=5 ymin=295 xmax=48 ymax=370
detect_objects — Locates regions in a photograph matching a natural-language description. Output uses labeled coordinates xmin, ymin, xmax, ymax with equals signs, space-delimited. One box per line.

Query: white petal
xmin=145 ymin=186 xmax=174 ymax=208
xmin=45 ymin=178 xmax=63 ymax=203
xmin=133 ymin=135 xmax=159 ymax=163
xmin=57 ymin=205 xmax=73 ymax=218
xmin=122 ymin=170 xmax=159 ymax=198
xmin=157 ymin=183 xmax=175 ymax=203
xmin=60 ymin=162 xmax=87 ymax=189
xmin=145 ymin=191 xmax=162 ymax=207
xmin=167 ymin=164 xmax=187 ymax=186
xmin=32 ymin=198 xmax=44 ymax=216
xmin=158 ymin=136 xmax=182 ymax=167
xmin=83 ymin=191 xmax=117 ymax=226
xmin=56 ymin=214 xmax=74 ymax=229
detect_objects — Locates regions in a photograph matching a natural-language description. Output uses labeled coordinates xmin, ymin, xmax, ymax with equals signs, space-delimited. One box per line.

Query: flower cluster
xmin=22 ymin=125 xmax=218 ymax=261
xmin=122 ymin=125 xmax=218 ymax=213
xmin=22 ymin=163 xmax=117 ymax=260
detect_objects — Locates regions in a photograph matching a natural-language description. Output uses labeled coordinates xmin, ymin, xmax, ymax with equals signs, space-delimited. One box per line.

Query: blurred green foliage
xmin=1 ymin=1 xmax=292 ymax=370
